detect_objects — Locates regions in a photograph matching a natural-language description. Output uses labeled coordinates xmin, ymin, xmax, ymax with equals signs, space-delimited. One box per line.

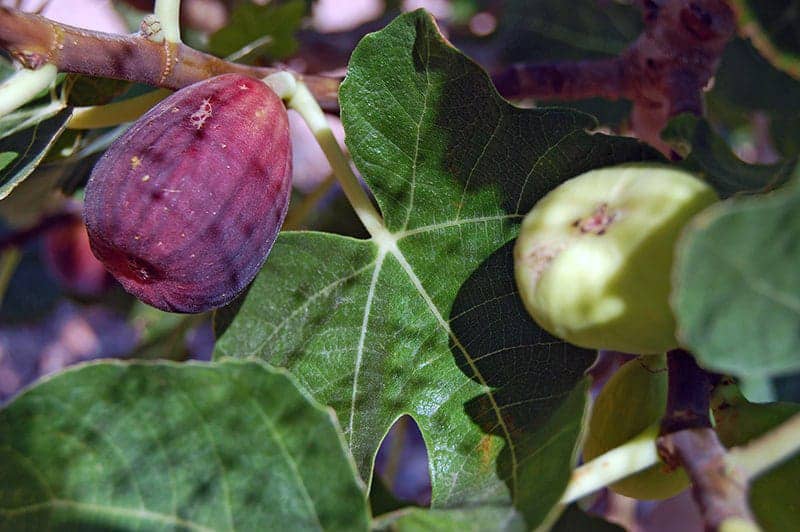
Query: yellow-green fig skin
xmin=583 ymin=355 xmax=690 ymax=500
xmin=514 ymin=164 xmax=718 ymax=354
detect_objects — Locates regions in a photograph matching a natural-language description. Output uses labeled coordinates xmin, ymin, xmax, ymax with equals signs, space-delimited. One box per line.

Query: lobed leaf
xmin=0 ymin=360 xmax=368 ymax=531
xmin=216 ymin=10 xmax=658 ymax=527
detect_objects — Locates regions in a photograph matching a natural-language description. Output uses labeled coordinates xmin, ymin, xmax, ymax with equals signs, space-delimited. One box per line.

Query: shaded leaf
xmin=0 ymin=107 xmax=72 ymax=200
xmin=216 ymin=10 xmax=657 ymax=528
xmin=550 ymin=504 xmax=624 ymax=532
xmin=731 ymin=1 xmax=800 ymax=75
xmin=208 ymin=0 xmax=306 ymax=61
xmin=662 ymin=114 xmax=795 ymax=198
xmin=673 ymin=170 xmax=800 ymax=377
xmin=711 ymin=38 xmax=800 ymax=116
xmin=711 ymin=381 xmax=800 ymax=532
xmin=0 ymin=360 xmax=369 ymax=531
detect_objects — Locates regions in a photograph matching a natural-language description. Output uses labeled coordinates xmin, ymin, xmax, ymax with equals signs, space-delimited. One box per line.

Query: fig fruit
xmin=84 ymin=74 xmax=291 ymax=313
xmin=583 ymin=355 xmax=689 ymax=500
xmin=514 ymin=164 xmax=717 ymax=354
xmin=41 ymin=213 xmax=115 ymax=298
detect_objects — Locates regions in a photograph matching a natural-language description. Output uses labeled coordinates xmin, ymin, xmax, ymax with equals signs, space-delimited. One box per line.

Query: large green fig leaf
xmin=673 ymin=169 xmax=800 ymax=377
xmin=215 ymin=10 xmax=658 ymax=527
xmin=0 ymin=360 xmax=368 ymax=531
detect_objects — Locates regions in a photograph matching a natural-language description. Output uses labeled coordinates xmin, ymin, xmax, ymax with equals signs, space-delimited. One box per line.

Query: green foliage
xmin=712 ymin=381 xmax=800 ymax=531
xmin=0 ymin=360 xmax=369 ymax=531
xmin=215 ymin=10 xmax=659 ymax=527
xmin=663 ymin=114 xmax=796 ymax=198
xmin=0 ymin=106 xmax=71 ymax=200
xmin=673 ymin=169 xmax=800 ymax=378
xmin=732 ymin=0 xmax=800 ymax=73
xmin=208 ymin=0 xmax=307 ymax=62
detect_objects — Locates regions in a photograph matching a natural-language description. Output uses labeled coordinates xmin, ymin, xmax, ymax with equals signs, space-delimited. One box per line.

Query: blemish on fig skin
xmin=189 ymin=98 xmax=213 ymax=130
xmin=525 ymin=242 xmax=567 ymax=285
xmin=130 ymin=155 xmax=142 ymax=169
xmin=575 ymin=203 xmax=618 ymax=235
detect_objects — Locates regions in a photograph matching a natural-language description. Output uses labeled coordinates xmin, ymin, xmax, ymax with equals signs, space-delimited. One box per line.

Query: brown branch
xmin=0 ymin=7 xmax=340 ymax=110
xmin=657 ymin=350 xmax=756 ymax=531
xmin=492 ymin=0 xmax=736 ymax=150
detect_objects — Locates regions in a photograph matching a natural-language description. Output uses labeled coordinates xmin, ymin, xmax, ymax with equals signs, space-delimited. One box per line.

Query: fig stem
xmin=727 ymin=412 xmax=800 ymax=481
xmin=0 ymin=64 xmax=57 ymax=118
xmin=67 ymin=89 xmax=171 ymax=130
xmin=154 ymin=0 xmax=182 ymax=44
xmin=560 ymin=425 xmax=661 ymax=504
xmin=288 ymin=82 xmax=386 ymax=239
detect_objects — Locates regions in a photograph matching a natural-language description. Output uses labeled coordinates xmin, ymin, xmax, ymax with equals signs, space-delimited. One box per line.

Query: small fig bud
xmin=84 ymin=74 xmax=292 ymax=313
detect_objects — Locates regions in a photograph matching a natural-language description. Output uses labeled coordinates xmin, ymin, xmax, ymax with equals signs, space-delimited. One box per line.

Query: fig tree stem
xmin=67 ymin=89 xmax=170 ymax=130
xmin=658 ymin=350 xmax=757 ymax=531
xmin=154 ymin=0 xmax=182 ymax=44
xmin=560 ymin=425 xmax=661 ymax=504
xmin=0 ymin=7 xmax=340 ymax=110
xmin=288 ymin=82 xmax=386 ymax=239
xmin=0 ymin=64 xmax=57 ymax=118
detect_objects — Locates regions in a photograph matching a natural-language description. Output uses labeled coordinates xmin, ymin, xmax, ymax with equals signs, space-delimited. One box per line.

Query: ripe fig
xmin=583 ymin=355 xmax=689 ymax=500
xmin=514 ymin=164 xmax=717 ymax=354
xmin=84 ymin=74 xmax=291 ymax=313
xmin=41 ymin=213 xmax=115 ymax=298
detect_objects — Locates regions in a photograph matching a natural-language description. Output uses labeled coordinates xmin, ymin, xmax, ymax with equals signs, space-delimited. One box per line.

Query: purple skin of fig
xmin=42 ymin=215 xmax=115 ymax=298
xmin=84 ymin=74 xmax=292 ymax=313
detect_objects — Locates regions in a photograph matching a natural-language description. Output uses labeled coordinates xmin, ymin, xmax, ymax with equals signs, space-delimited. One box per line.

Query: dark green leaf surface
xmin=731 ymin=1 xmax=800 ymax=73
xmin=663 ymin=114 xmax=795 ymax=198
xmin=673 ymin=172 xmax=800 ymax=377
xmin=550 ymin=504 xmax=624 ymax=532
xmin=208 ymin=0 xmax=306 ymax=61
xmin=0 ymin=360 xmax=368 ymax=531
xmin=0 ymin=107 xmax=72 ymax=200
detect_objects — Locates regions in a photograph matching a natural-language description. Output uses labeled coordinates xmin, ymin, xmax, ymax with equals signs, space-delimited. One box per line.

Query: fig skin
xmin=84 ymin=74 xmax=292 ymax=313
xmin=41 ymin=214 xmax=115 ymax=298
xmin=583 ymin=355 xmax=689 ymax=500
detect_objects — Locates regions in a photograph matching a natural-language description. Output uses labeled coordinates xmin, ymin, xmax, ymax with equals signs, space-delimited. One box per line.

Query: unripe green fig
xmin=84 ymin=74 xmax=291 ymax=313
xmin=583 ymin=355 xmax=689 ymax=500
xmin=514 ymin=164 xmax=717 ymax=354
xmin=712 ymin=381 xmax=800 ymax=531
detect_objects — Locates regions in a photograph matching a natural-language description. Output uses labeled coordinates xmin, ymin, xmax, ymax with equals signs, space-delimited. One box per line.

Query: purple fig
xmin=41 ymin=214 xmax=115 ymax=297
xmin=84 ymin=74 xmax=292 ymax=313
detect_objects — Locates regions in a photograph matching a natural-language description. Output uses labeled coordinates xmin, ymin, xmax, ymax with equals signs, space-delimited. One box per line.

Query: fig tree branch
xmin=492 ymin=0 xmax=736 ymax=150
xmin=0 ymin=7 xmax=340 ymax=110
xmin=658 ymin=350 xmax=757 ymax=531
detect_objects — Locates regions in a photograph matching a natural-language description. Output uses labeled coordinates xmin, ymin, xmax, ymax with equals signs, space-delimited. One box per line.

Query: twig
xmin=0 ymin=7 xmax=340 ymax=110
xmin=658 ymin=350 xmax=757 ymax=531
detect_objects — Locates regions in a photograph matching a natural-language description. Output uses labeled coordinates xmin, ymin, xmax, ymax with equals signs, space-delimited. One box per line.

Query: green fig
xmin=584 ymin=355 xmax=689 ymax=499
